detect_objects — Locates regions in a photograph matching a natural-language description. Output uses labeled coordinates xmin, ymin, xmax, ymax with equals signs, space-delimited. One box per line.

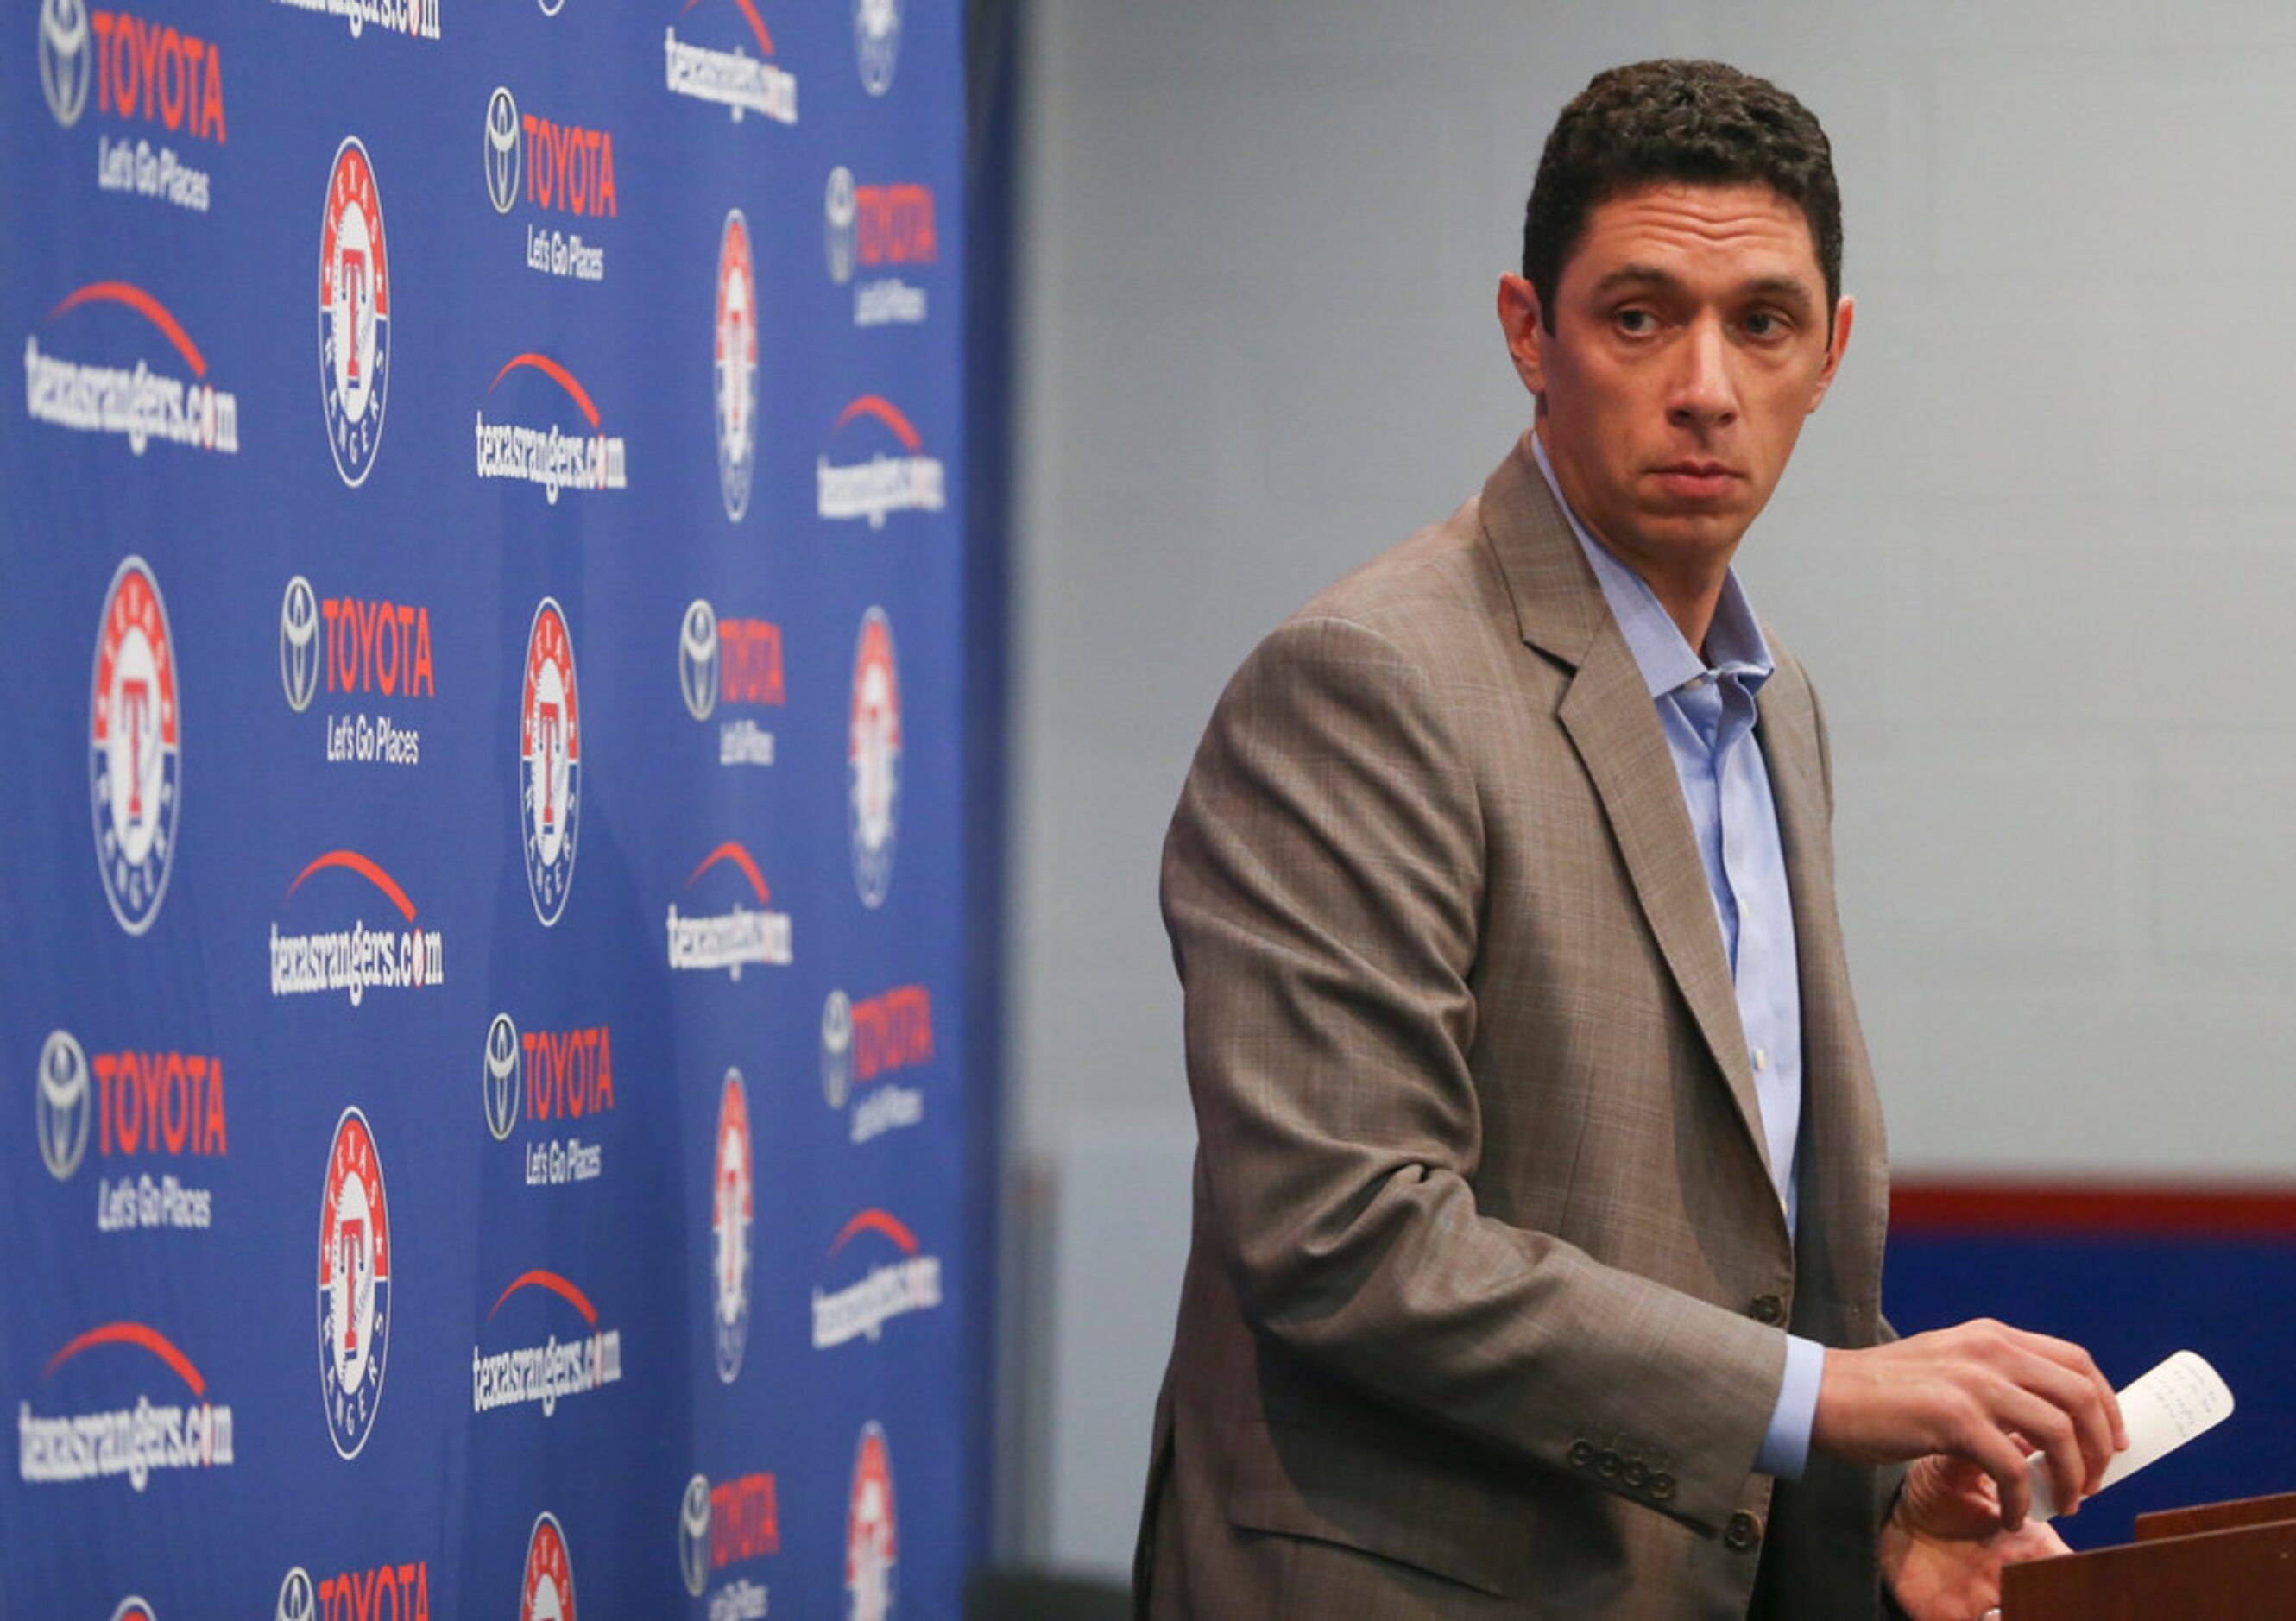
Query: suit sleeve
xmin=1164 ymin=614 xmax=1790 ymax=1531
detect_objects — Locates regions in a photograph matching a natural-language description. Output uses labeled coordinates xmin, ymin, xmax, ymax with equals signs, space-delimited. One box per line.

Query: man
xmin=1134 ymin=60 xmax=2123 ymax=1619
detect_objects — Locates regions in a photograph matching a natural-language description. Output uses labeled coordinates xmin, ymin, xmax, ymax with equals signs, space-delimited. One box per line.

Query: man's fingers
xmin=2009 ymin=1326 xmax=2100 ymax=1375
xmin=2035 ymin=1334 xmax=2127 ymax=1454
xmin=2000 ymin=1347 xmax=2118 ymax=1492
xmin=2077 ymin=1377 xmax=2120 ymax=1487
xmin=1965 ymin=1421 xmax=2034 ymax=1530
xmin=1948 ymin=1328 xmax=2128 ymax=1520
xmin=1994 ymin=1383 xmax=2085 ymax=1520
xmin=2002 ymin=1328 xmax=2128 ymax=1454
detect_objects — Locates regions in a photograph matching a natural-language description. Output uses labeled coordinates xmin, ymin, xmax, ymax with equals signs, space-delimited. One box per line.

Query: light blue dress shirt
xmin=1532 ymin=437 xmax=1823 ymax=1481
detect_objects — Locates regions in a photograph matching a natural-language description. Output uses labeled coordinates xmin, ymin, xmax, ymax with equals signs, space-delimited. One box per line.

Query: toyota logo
xmin=485 ymin=86 xmax=522 ymax=215
xmin=484 ymin=1012 xmax=522 ymax=1142
xmin=36 ymin=1029 xmax=90 ymax=1182
xmin=280 ymin=575 xmax=320 ymax=713
xmin=679 ymin=599 xmax=720 ymax=722
xmin=277 ymin=1567 xmax=317 ymax=1621
xmin=825 ymin=167 xmax=858 ymax=286
xmin=39 ymin=0 xmax=92 ymax=128
xmin=678 ymin=1473 xmax=711 ymax=1596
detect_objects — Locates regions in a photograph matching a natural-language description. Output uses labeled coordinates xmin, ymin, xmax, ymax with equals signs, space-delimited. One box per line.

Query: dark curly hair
xmin=1523 ymin=60 xmax=1841 ymax=332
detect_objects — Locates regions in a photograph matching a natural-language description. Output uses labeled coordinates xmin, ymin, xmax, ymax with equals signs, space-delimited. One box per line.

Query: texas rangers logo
xmin=37 ymin=1029 xmax=91 ymax=1181
xmin=319 ymin=136 xmax=391 ymax=488
xmin=111 ymin=1602 xmax=157 ymax=1621
xmin=522 ymin=1511 xmax=577 ymax=1621
xmin=680 ymin=598 xmax=720 ymax=721
xmin=280 ymin=575 xmax=320 ymax=712
xmin=712 ymin=1069 xmax=754 ymax=1384
xmin=485 ymin=1012 xmax=522 ymax=1141
xmin=486 ymin=87 xmax=523 ymax=215
xmin=849 ymin=608 xmax=901 ymax=908
xmin=855 ymin=0 xmax=900 ymax=97
xmin=318 ymin=1106 xmax=391 ymax=1460
xmin=848 ymin=1422 xmax=899 ymax=1620
xmin=39 ymin=0 xmax=92 ymax=127
xmin=520 ymin=598 xmax=582 ymax=926
xmin=825 ymin=167 xmax=857 ymax=284
xmin=91 ymin=556 xmax=181 ymax=935
xmin=678 ymin=1473 xmax=711 ymax=1597
xmin=716 ymin=209 xmax=757 ymax=522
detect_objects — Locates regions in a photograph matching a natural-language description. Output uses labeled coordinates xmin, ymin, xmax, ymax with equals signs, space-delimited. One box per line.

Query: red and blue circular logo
xmin=89 ymin=557 xmax=180 ymax=936
xmin=716 ymin=210 xmax=757 ymax=523
xmin=849 ymin=607 xmax=901 ymax=909
xmin=848 ymin=1421 xmax=899 ymax=1620
xmin=712 ymin=1069 xmax=754 ymax=1384
xmin=855 ymin=0 xmax=901 ymax=97
xmin=318 ymin=1106 xmax=391 ymax=1460
xmin=522 ymin=1511 xmax=577 ymax=1621
xmin=319 ymin=136 xmax=390 ymax=487
xmin=520 ymin=598 xmax=581 ymax=926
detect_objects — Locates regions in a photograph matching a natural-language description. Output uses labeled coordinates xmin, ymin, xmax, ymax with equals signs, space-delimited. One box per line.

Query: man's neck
xmin=1623 ymin=558 xmax=1727 ymax=656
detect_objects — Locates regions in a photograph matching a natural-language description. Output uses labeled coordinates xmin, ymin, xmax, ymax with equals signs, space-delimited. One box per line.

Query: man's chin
xmin=1629 ymin=508 xmax=1753 ymax=558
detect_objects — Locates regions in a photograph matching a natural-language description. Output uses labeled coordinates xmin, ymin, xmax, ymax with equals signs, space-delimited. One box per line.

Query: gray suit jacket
xmin=1135 ymin=438 xmax=1895 ymax=1618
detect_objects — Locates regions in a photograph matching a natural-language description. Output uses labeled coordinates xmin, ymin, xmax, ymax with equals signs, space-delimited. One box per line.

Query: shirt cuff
xmin=1754 ymin=1334 xmax=1825 ymax=1479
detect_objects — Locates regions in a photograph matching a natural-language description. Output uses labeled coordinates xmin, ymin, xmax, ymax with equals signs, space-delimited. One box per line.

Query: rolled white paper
xmin=2027 ymin=1349 xmax=2234 ymax=1522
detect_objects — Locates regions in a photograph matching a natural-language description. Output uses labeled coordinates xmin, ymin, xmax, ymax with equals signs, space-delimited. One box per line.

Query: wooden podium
xmin=2002 ymin=1490 xmax=2296 ymax=1617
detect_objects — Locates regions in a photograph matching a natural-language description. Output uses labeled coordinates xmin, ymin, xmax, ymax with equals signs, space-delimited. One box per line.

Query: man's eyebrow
xmin=1587 ymin=265 xmax=1820 ymax=314
xmin=1741 ymin=274 xmax=1818 ymax=314
xmin=1589 ymin=263 xmax=1681 ymax=296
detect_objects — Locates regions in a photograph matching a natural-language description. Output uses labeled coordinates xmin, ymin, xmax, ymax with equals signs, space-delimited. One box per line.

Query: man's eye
xmin=1744 ymin=311 xmax=1788 ymax=338
xmin=1614 ymin=308 xmax=1656 ymax=334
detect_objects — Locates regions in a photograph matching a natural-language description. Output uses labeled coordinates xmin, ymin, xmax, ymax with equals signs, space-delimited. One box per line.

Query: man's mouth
xmin=1651 ymin=461 xmax=1740 ymax=498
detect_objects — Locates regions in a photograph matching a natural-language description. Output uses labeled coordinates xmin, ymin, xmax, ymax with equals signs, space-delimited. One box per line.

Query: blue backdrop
xmin=2 ymin=1 xmax=984 ymax=1616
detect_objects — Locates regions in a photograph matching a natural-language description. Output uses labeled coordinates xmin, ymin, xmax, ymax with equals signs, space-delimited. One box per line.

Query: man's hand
xmin=1813 ymin=1319 xmax=2125 ymax=1530
xmin=1882 ymin=1456 xmax=2070 ymax=1620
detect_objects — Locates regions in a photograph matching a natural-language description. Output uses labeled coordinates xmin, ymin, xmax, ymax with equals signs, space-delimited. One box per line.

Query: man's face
xmin=1499 ymin=182 xmax=1851 ymax=578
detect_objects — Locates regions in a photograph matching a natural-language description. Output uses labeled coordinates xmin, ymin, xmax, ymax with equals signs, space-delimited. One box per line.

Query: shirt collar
xmin=1530 ymin=432 xmax=1774 ymax=700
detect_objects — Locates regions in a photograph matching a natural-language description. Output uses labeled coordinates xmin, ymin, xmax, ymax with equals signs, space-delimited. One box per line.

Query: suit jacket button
xmin=1623 ymin=1460 xmax=1649 ymax=1488
xmin=1725 ymin=1511 xmax=1763 ymax=1552
xmin=1649 ymin=1472 xmax=1676 ymax=1502
xmin=1567 ymin=1440 xmax=1595 ymax=1468
xmin=1596 ymin=1449 xmax=1623 ymax=1478
xmin=1750 ymin=1293 xmax=1784 ymax=1325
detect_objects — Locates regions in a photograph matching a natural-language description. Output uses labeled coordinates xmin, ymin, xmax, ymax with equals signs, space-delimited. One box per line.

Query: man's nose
xmin=1667 ymin=317 xmax=1738 ymax=429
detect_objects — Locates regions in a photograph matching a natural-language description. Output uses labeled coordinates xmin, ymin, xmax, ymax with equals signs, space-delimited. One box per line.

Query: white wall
xmin=1006 ymin=0 xmax=2296 ymax=1575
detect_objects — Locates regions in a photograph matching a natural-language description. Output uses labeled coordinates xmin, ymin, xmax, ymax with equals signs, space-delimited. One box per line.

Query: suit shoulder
xmin=1274 ymin=496 xmax=1516 ymax=669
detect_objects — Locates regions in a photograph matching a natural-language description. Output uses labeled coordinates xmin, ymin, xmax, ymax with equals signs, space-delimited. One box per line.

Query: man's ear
xmin=1807 ymin=293 xmax=1855 ymax=413
xmin=1497 ymin=273 xmax=1549 ymax=401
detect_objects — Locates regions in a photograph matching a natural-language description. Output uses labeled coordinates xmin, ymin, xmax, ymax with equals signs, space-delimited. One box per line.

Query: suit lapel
xmin=1479 ymin=440 xmax=1774 ymax=1187
xmin=1756 ymin=673 xmax=1839 ymax=1100
xmin=1758 ymin=671 xmax=1889 ymax=1303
